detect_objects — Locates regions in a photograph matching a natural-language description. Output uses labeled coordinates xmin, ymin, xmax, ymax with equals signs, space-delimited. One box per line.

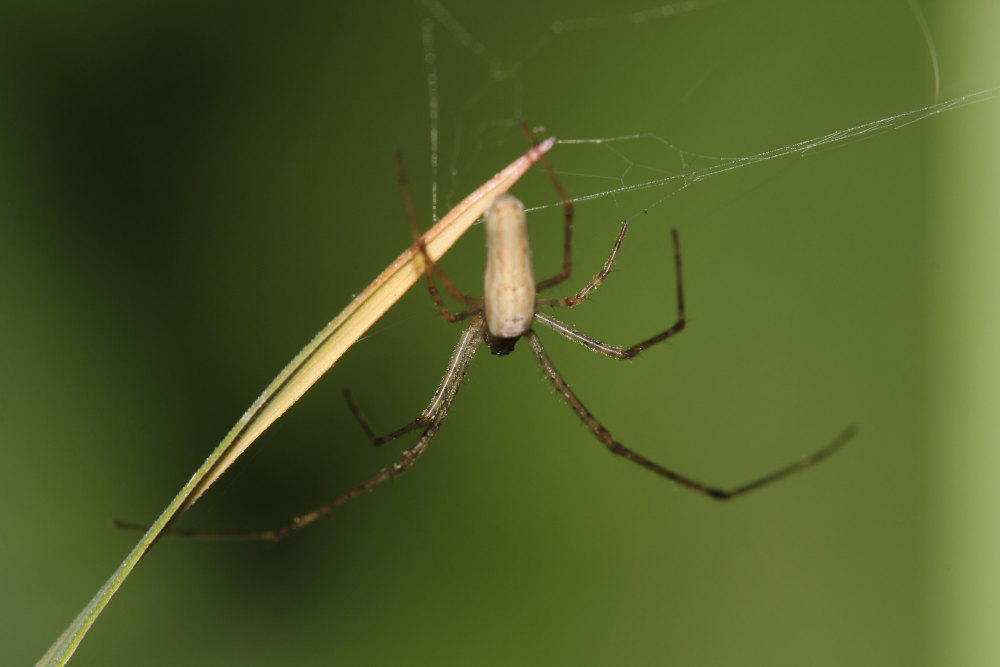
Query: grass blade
xmin=37 ymin=137 xmax=554 ymax=667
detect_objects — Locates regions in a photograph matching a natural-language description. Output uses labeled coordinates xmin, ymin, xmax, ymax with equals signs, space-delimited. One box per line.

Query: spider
xmin=156 ymin=131 xmax=853 ymax=541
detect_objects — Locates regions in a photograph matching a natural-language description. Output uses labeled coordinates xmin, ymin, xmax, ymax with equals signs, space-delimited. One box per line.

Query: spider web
xmin=415 ymin=0 xmax=1000 ymax=221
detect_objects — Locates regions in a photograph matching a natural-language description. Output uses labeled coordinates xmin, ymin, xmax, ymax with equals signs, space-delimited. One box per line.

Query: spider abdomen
xmin=484 ymin=193 xmax=536 ymax=339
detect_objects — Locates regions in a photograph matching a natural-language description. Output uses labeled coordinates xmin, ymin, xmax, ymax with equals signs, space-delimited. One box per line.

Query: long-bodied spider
xmin=140 ymin=132 xmax=853 ymax=541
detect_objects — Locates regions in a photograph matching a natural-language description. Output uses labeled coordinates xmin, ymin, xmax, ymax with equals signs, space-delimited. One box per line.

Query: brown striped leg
xmin=117 ymin=316 xmax=487 ymax=540
xmin=535 ymin=229 xmax=685 ymax=358
xmin=537 ymin=221 xmax=629 ymax=309
xmin=343 ymin=309 xmax=488 ymax=447
xmin=343 ymin=389 xmax=428 ymax=446
xmin=524 ymin=329 xmax=854 ymax=499
xmin=394 ymin=150 xmax=482 ymax=322
xmin=520 ymin=123 xmax=575 ymax=292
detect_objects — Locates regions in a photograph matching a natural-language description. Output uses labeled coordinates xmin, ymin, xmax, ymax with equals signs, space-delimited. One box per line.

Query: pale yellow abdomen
xmin=483 ymin=193 xmax=535 ymax=338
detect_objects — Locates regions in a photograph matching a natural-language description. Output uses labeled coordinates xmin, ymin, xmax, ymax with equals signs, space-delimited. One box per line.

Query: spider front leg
xmin=394 ymin=150 xmax=482 ymax=323
xmin=520 ymin=123 xmax=575 ymax=292
xmin=524 ymin=330 xmax=854 ymax=499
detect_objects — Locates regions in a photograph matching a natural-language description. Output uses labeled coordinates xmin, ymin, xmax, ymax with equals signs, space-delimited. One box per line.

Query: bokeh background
xmin=3 ymin=1 xmax=999 ymax=665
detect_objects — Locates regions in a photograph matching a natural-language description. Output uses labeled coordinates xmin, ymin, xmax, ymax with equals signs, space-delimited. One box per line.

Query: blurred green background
xmin=3 ymin=1 xmax=999 ymax=665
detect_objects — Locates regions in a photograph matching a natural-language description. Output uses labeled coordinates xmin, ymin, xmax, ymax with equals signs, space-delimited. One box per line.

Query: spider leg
xmin=537 ymin=220 xmax=628 ymax=309
xmin=394 ymin=150 xmax=483 ymax=322
xmin=524 ymin=330 xmax=854 ymax=499
xmin=535 ymin=229 xmax=685 ymax=359
xmin=116 ymin=420 xmax=451 ymax=541
xmin=343 ymin=389 xmax=428 ymax=446
xmin=117 ymin=316 xmax=487 ymax=541
xmin=520 ymin=123 xmax=575 ymax=292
